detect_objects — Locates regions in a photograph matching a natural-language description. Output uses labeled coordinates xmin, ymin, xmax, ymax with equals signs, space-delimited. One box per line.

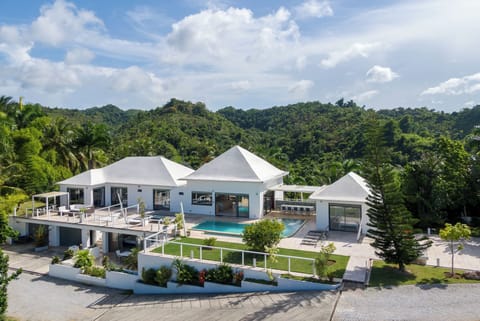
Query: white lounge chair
xmin=58 ymin=206 xmax=68 ymax=216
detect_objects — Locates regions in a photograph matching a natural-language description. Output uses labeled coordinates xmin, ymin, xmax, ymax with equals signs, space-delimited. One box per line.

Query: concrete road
xmin=5 ymin=244 xmax=480 ymax=321
xmin=334 ymin=284 xmax=480 ymax=321
xmin=7 ymin=272 xmax=337 ymax=321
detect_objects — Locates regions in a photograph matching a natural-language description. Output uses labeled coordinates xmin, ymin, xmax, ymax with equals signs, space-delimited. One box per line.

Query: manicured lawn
xmin=369 ymin=260 xmax=480 ymax=287
xmin=153 ymin=237 xmax=348 ymax=278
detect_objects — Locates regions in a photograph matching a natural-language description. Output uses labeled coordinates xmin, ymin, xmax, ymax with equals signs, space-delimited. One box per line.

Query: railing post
xmin=264 ymin=254 xmax=267 ymax=270
xmin=288 ymin=257 xmax=291 ymax=274
xmin=312 ymin=260 xmax=315 ymax=276
xmin=220 ymin=248 xmax=223 ymax=263
xmin=143 ymin=238 xmax=147 ymax=253
xmin=242 ymin=251 xmax=244 ymax=266
xmin=200 ymin=247 xmax=203 ymax=261
xmin=180 ymin=244 xmax=183 ymax=257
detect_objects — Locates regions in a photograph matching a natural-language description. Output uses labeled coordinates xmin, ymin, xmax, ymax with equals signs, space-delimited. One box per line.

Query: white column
xmin=81 ymin=228 xmax=91 ymax=248
xmin=48 ymin=226 xmax=60 ymax=247
xmin=102 ymin=231 xmax=109 ymax=253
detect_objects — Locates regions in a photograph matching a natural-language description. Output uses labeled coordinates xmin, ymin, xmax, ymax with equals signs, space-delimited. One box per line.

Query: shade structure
xmin=32 ymin=191 xmax=70 ymax=217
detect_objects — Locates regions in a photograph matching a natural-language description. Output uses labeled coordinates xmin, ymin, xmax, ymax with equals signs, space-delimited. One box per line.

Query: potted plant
xmin=175 ymin=213 xmax=184 ymax=237
xmin=137 ymin=197 xmax=147 ymax=226
xmin=123 ymin=248 xmax=140 ymax=271
xmin=34 ymin=225 xmax=48 ymax=251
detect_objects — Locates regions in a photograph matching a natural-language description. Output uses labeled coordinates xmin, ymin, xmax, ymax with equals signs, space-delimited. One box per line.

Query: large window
xmin=329 ymin=204 xmax=361 ymax=232
xmin=192 ymin=192 xmax=212 ymax=206
xmin=215 ymin=193 xmax=249 ymax=217
xmin=93 ymin=187 xmax=105 ymax=207
xmin=67 ymin=188 xmax=84 ymax=204
xmin=111 ymin=187 xmax=128 ymax=207
xmin=153 ymin=189 xmax=170 ymax=210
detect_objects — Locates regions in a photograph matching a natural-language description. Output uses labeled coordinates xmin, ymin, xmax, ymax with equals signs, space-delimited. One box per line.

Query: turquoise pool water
xmin=192 ymin=219 xmax=305 ymax=238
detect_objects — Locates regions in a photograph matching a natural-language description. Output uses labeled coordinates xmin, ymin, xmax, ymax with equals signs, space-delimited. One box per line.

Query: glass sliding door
xmin=215 ymin=193 xmax=249 ymax=217
xmin=153 ymin=189 xmax=170 ymax=210
xmin=263 ymin=191 xmax=274 ymax=214
xmin=329 ymin=204 xmax=361 ymax=232
xmin=93 ymin=187 xmax=105 ymax=207
xmin=237 ymin=194 xmax=249 ymax=218
xmin=111 ymin=187 xmax=128 ymax=207
xmin=67 ymin=187 xmax=84 ymax=204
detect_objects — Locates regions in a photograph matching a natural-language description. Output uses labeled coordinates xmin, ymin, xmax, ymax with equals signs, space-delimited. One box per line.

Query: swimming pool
xmin=192 ymin=219 xmax=305 ymax=238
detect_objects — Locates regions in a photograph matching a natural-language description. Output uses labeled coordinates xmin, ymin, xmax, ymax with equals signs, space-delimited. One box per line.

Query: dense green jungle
xmin=2 ymin=96 xmax=480 ymax=230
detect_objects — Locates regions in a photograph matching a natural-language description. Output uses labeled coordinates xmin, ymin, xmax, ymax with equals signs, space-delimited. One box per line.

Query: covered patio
xmin=268 ymin=184 xmax=323 ymax=215
xmin=31 ymin=191 xmax=70 ymax=217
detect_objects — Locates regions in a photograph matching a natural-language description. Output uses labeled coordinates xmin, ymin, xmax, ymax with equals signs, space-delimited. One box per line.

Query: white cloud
xmin=288 ymin=79 xmax=314 ymax=96
xmin=230 ymin=80 xmax=251 ymax=91
xmin=295 ymin=56 xmax=307 ymax=70
xmin=320 ymin=42 xmax=382 ymax=68
xmin=295 ymin=0 xmax=333 ymax=19
xmin=366 ymin=65 xmax=398 ymax=83
xmin=464 ymin=100 xmax=476 ymax=108
xmin=0 ymin=25 xmax=33 ymax=64
xmin=164 ymin=7 xmax=300 ymax=71
xmin=65 ymin=48 xmax=95 ymax=65
xmin=31 ymin=0 xmax=104 ymax=46
xmin=421 ymin=72 xmax=480 ymax=95
xmin=352 ymin=90 xmax=379 ymax=102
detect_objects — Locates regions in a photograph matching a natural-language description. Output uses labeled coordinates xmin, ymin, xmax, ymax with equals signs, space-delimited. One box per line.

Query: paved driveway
xmin=8 ymin=272 xmax=337 ymax=321
xmin=334 ymin=284 xmax=480 ymax=321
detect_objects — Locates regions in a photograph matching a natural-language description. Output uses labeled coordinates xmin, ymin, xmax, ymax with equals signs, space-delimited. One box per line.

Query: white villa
xmin=10 ymin=145 xmax=371 ymax=253
xmin=57 ymin=156 xmax=194 ymax=212
xmin=309 ymin=172 xmax=371 ymax=236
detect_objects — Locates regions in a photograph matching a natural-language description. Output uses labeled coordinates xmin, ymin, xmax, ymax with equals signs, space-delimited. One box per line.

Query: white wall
xmin=315 ymin=201 xmax=330 ymax=231
xmin=61 ymin=183 xmax=181 ymax=211
xmin=58 ymin=175 xmax=285 ymax=219
xmin=8 ymin=218 xmax=27 ymax=236
xmin=315 ymin=200 xmax=369 ymax=234
xmin=180 ymin=180 xmax=266 ymax=218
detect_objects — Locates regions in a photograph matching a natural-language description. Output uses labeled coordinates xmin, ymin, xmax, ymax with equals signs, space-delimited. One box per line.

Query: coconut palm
xmin=74 ymin=122 xmax=111 ymax=170
xmin=39 ymin=117 xmax=80 ymax=172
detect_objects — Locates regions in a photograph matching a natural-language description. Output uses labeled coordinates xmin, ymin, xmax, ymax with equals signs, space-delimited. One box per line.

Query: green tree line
xmin=2 ymin=96 xmax=480 ymax=228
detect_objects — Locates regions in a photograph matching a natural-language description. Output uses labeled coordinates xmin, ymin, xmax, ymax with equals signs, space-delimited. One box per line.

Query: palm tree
xmin=74 ymin=122 xmax=111 ymax=170
xmin=39 ymin=117 xmax=80 ymax=172
xmin=0 ymin=96 xmax=18 ymax=121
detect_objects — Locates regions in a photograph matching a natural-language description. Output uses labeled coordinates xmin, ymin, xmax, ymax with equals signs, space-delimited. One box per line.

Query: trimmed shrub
xmin=204 ymin=264 xmax=238 ymax=285
xmin=155 ymin=266 xmax=172 ymax=287
xmin=242 ymin=219 xmax=284 ymax=252
xmin=51 ymin=256 xmax=60 ymax=265
xmin=141 ymin=268 xmax=157 ymax=285
xmin=74 ymin=249 xmax=94 ymax=269
xmin=172 ymin=258 xmax=199 ymax=285
xmin=203 ymin=237 xmax=217 ymax=248
xmin=124 ymin=248 xmax=140 ymax=270
xmin=63 ymin=249 xmax=74 ymax=261
xmin=83 ymin=266 xmax=106 ymax=278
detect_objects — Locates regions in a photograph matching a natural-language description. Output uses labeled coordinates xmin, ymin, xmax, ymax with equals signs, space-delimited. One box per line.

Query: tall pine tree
xmin=364 ymin=115 xmax=431 ymax=271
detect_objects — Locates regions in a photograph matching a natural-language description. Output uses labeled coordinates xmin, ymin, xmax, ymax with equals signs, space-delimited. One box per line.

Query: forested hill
xmin=3 ymin=96 xmax=480 ymax=226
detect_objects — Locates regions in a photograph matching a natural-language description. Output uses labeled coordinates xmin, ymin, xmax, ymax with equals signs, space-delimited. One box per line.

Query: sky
xmin=0 ymin=0 xmax=479 ymax=111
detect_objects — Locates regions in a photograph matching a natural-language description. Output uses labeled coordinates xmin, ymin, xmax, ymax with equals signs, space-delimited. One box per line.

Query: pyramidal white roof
xmin=58 ymin=156 xmax=194 ymax=187
xmin=183 ymin=145 xmax=288 ymax=183
xmin=309 ymin=172 xmax=370 ymax=202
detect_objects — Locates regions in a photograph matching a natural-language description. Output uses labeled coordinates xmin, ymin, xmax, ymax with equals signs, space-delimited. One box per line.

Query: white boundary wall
xmin=48 ymin=252 xmax=339 ymax=294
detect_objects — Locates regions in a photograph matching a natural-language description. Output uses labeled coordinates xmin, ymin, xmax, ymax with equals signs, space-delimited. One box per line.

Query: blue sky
xmin=0 ymin=0 xmax=479 ymax=111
